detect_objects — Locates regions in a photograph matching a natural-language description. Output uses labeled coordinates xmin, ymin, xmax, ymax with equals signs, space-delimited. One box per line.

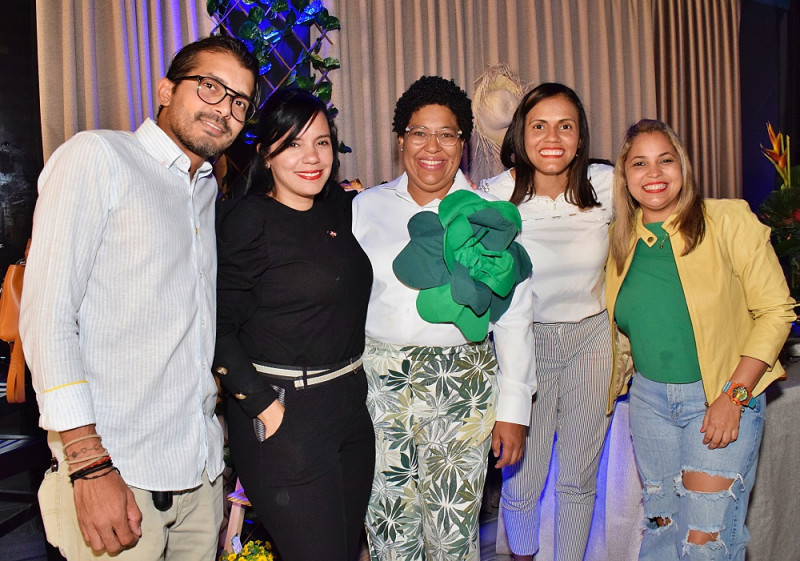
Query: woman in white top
xmin=353 ymin=76 xmax=536 ymax=561
xmin=481 ymin=82 xmax=613 ymax=561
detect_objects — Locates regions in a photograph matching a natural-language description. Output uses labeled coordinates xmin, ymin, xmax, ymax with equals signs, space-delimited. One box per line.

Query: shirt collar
xmin=135 ymin=118 xmax=214 ymax=178
xmin=633 ymin=208 xmax=680 ymax=247
xmin=391 ymin=169 xmax=472 ymax=209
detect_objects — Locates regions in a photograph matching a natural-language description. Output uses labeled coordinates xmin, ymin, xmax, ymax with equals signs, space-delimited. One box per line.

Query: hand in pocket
xmin=254 ymin=398 xmax=285 ymax=442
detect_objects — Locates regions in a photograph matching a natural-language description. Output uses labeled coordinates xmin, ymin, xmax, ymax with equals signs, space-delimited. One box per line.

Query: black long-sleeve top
xmin=214 ymin=184 xmax=373 ymax=418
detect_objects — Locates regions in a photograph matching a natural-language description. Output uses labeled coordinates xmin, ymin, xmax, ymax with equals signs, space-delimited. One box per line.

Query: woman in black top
xmin=214 ymin=88 xmax=375 ymax=561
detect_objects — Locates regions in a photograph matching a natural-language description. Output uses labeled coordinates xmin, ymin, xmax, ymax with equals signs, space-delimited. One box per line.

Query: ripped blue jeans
xmin=628 ymin=374 xmax=764 ymax=561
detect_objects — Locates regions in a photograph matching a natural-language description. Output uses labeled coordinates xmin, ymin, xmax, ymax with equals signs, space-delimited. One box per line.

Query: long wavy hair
xmin=500 ymin=82 xmax=598 ymax=208
xmin=245 ymin=87 xmax=339 ymax=197
xmin=610 ymin=119 xmax=705 ymax=273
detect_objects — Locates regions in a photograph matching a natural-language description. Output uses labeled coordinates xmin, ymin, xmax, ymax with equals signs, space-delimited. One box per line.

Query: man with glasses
xmin=20 ymin=35 xmax=258 ymax=560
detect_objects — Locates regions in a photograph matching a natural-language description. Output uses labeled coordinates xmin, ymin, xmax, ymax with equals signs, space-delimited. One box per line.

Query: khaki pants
xmin=38 ymin=438 xmax=222 ymax=561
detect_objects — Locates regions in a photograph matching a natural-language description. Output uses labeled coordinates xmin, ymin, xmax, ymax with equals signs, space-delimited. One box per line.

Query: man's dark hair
xmin=158 ymin=35 xmax=260 ymax=116
xmin=392 ymin=76 xmax=473 ymax=141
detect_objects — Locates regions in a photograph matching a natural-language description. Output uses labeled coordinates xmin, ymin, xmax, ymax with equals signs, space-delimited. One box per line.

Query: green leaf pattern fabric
xmin=364 ymin=338 xmax=498 ymax=560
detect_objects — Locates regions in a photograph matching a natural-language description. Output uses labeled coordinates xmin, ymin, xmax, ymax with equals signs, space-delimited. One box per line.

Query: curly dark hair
xmin=392 ymin=76 xmax=473 ymax=141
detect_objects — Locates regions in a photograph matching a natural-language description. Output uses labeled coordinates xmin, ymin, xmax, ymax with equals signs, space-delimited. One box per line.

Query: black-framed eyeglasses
xmin=404 ymin=126 xmax=463 ymax=147
xmin=176 ymin=75 xmax=256 ymax=123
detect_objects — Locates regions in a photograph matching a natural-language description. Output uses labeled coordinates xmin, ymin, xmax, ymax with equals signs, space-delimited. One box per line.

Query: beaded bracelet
xmin=63 ymin=435 xmax=108 ymax=465
xmin=67 ymin=452 xmax=110 ymax=468
xmin=62 ymin=434 xmax=102 ymax=450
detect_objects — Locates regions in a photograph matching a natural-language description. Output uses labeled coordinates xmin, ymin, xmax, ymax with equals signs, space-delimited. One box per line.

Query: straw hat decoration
xmin=471 ymin=64 xmax=524 ymax=170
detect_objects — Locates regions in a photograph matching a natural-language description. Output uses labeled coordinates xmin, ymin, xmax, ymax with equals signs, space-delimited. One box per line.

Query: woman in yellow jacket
xmin=605 ymin=119 xmax=795 ymax=561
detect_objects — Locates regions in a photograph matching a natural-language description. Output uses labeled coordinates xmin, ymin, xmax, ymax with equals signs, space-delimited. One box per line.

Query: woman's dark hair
xmin=245 ymin=87 xmax=339 ymax=196
xmin=501 ymin=82 xmax=598 ymax=208
xmin=392 ymin=76 xmax=473 ymax=141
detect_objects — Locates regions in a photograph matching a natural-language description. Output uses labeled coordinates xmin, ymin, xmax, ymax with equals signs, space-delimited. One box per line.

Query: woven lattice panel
xmin=207 ymin=0 xmax=340 ymax=110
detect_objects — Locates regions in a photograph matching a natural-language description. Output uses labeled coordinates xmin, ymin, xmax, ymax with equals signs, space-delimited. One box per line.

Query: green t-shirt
xmin=614 ymin=222 xmax=702 ymax=384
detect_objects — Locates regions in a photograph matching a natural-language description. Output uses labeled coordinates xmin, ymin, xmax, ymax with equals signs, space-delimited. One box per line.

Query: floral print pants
xmin=363 ymin=336 xmax=498 ymax=561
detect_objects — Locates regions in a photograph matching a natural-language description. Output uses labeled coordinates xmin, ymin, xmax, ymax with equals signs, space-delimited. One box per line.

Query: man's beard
xmin=172 ymin=111 xmax=234 ymax=160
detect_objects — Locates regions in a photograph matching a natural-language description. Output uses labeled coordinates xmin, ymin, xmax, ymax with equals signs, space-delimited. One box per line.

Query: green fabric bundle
xmin=393 ymin=190 xmax=532 ymax=341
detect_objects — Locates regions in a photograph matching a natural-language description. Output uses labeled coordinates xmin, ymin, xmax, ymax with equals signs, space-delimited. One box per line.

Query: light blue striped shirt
xmin=20 ymin=119 xmax=223 ymax=491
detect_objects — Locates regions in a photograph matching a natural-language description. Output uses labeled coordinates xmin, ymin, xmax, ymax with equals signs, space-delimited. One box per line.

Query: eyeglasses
xmin=176 ymin=75 xmax=256 ymax=123
xmin=404 ymin=126 xmax=463 ymax=147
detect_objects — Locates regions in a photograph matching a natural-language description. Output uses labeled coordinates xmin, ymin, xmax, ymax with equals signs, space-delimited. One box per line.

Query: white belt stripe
xmin=252 ymin=357 xmax=363 ymax=389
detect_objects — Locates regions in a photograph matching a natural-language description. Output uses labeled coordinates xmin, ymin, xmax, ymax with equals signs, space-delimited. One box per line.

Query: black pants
xmin=227 ymin=368 xmax=375 ymax=561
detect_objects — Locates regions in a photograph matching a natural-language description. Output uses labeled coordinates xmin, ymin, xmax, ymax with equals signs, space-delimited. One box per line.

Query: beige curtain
xmin=36 ymin=0 xmax=741 ymax=197
xmin=654 ymin=0 xmax=741 ymax=199
xmin=327 ymin=0 xmax=740 ymax=198
xmin=36 ymin=0 xmax=212 ymax=160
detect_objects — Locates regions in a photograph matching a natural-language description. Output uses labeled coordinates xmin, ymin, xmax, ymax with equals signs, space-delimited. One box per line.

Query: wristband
xmin=69 ymin=458 xmax=114 ymax=484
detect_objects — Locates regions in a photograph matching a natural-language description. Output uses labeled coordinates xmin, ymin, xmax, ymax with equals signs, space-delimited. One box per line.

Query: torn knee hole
xmin=682 ymin=470 xmax=735 ymax=493
xmin=687 ymin=529 xmax=720 ymax=545
xmin=646 ymin=515 xmax=672 ymax=529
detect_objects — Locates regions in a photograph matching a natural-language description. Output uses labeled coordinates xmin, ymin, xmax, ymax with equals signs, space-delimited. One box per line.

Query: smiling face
xmin=624 ymin=131 xmax=684 ymax=223
xmin=266 ymin=112 xmax=333 ymax=211
xmin=523 ymin=94 xmax=581 ymax=188
xmin=399 ymin=104 xmax=465 ymax=205
xmin=157 ymin=50 xmax=255 ymax=173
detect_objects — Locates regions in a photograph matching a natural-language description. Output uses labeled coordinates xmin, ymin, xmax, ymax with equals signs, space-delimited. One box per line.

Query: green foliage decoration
xmin=207 ymin=0 xmax=349 ymax=151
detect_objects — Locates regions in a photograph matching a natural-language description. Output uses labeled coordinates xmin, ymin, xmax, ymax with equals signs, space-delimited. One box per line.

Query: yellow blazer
xmin=605 ymin=199 xmax=796 ymax=414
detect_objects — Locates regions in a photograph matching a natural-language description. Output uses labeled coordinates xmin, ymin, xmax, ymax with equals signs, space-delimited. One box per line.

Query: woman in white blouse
xmin=353 ymin=75 xmax=536 ymax=561
xmin=481 ymin=82 xmax=614 ymax=561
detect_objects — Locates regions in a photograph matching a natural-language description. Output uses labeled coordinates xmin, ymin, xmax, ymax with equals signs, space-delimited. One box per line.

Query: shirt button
xmin=234 ymin=393 xmax=247 ymax=400
xmin=215 ymin=366 xmax=228 ymax=376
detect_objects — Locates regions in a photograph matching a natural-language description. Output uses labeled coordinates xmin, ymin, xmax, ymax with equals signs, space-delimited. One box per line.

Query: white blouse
xmin=352 ymin=170 xmax=537 ymax=426
xmin=480 ymin=163 xmax=614 ymax=324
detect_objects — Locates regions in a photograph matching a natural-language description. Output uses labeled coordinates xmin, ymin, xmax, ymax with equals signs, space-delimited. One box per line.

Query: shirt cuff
xmin=495 ymin=377 xmax=535 ymax=426
xmin=37 ymin=381 xmax=96 ymax=432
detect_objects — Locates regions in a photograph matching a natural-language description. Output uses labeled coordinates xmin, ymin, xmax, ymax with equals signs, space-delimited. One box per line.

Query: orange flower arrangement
xmin=758 ymin=123 xmax=800 ymax=297
xmin=761 ymin=122 xmax=791 ymax=189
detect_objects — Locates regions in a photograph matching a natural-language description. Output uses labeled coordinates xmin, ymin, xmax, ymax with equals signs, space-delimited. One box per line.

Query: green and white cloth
xmin=364 ymin=337 xmax=498 ymax=561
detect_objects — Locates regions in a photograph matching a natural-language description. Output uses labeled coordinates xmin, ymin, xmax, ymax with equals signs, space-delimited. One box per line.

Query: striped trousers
xmin=501 ymin=311 xmax=612 ymax=560
xmin=363 ymin=337 xmax=498 ymax=561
